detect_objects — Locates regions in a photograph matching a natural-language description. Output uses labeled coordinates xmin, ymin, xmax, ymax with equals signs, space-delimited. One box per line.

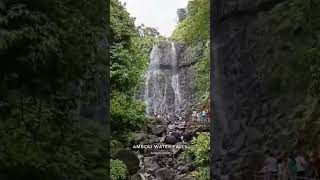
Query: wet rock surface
xmin=211 ymin=0 xmax=307 ymax=179
xmin=130 ymin=116 xmax=209 ymax=180
xmin=114 ymin=150 xmax=140 ymax=174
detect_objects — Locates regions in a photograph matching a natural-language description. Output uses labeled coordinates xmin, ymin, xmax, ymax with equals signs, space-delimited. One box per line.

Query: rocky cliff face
xmin=211 ymin=0 xmax=306 ymax=179
xmin=145 ymin=41 xmax=204 ymax=117
xmin=178 ymin=41 xmax=207 ymax=116
xmin=144 ymin=41 xmax=205 ymax=117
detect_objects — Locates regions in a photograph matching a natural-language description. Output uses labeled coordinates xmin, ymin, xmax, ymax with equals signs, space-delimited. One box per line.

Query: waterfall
xmin=144 ymin=44 xmax=164 ymax=116
xmin=144 ymin=41 xmax=181 ymax=117
xmin=170 ymin=42 xmax=181 ymax=115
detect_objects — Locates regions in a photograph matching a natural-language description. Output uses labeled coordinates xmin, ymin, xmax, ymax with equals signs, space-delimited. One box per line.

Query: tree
xmin=0 ymin=0 xmax=108 ymax=179
xmin=171 ymin=0 xmax=210 ymax=43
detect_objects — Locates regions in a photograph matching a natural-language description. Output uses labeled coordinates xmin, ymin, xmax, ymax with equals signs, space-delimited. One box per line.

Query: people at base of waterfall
xmin=195 ymin=112 xmax=199 ymax=122
xmin=310 ymin=150 xmax=320 ymax=178
xmin=201 ymin=111 xmax=206 ymax=123
xmin=295 ymin=151 xmax=308 ymax=177
xmin=191 ymin=110 xmax=197 ymax=121
xmin=277 ymin=154 xmax=288 ymax=180
xmin=288 ymin=153 xmax=297 ymax=180
xmin=263 ymin=150 xmax=278 ymax=180
xmin=188 ymin=110 xmax=210 ymax=123
xmin=256 ymin=149 xmax=320 ymax=180
xmin=206 ymin=111 xmax=210 ymax=122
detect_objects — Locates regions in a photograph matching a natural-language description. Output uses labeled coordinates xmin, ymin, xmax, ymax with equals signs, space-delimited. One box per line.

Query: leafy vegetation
xmin=110 ymin=0 xmax=156 ymax=146
xmin=110 ymin=159 xmax=127 ymax=180
xmin=194 ymin=42 xmax=210 ymax=109
xmin=171 ymin=0 xmax=210 ymax=43
xmin=269 ymin=0 xmax=320 ymax=149
xmin=0 ymin=0 xmax=108 ymax=179
xmin=270 ymin=0 xmax=320 ymax=96
xmin=178 ymin=132 xmax=210 ymax=180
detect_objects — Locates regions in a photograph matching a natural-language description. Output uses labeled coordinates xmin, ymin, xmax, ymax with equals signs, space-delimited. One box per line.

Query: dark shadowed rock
xmin=181 ymin=176 xmax=196 ymax=180
xmin=172 ymin=142 xmax=184 ymax=156
xmin=131 ymin=173 xmax=144 ymax=180
xmin=181 ymin=131 xmax=194 ymax=142
xmin=152 ymin=125 xmax=166 ymax=136
xmin=164 ymin=135 xmax=177 ymax=145
xmin=179 ymin=166 xmax=190 ymax=174
xmin=155 ymin=167 xmax=174 ymax=180
xmin=171 ymin=131 xmax=182 ymax=141
xmin=144 ymin=157 xmax=160 ymax=173
xmin=114 ymin=150 xmax=140 ymax=174
xmin=134 ymin=132 xmax=146 ymax=142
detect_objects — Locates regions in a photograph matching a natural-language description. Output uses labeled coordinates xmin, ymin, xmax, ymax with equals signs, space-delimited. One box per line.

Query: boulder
xmin=144 ymin=157 xmax=160 ymax=173
xmin=172 ymin=142 xmax=184 ymax=155
xmin=176 ymin=124 xmax=186 ymax=130
xmin=181 ymin=176 xmax=196 ymax=180
xmin=134 ymin=132 xmax=146 ymax=142
xmin=155 ymin=167 xmax=174 ymax=180
xmin=174 ymin=174 xmax=188 ymax=180
xmin=170 ymin=132 xmax=182 ymax=140
xmin=152 ymin=125 xmax=166 ymax=136
xmin=114 ymin=150 xmax=140 ymax=174
xmin=147 ymin=134 xmax=158 ymax=139
xmin=164 ymin=135 xmax=177 ymax=145
xmin=168 ymin=124 xmax=176 ymax=130
xmin=181 ymin=131 xmax=194 ymax=142
xmin=179 ymin=166 xmax=189 ymax=174
xmin=131 ymin=173 xmax=144 ymax=180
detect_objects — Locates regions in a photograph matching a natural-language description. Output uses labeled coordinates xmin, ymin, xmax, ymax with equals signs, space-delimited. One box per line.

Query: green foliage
xmin=269 ymin=0 xmax=320 ymax=152
xmin=191 ymin=167 xmax=210 ymax=180
xmin=178 ymin=132 xmax=210 ymax=180
xmin=0 ymin=0 xmax=108 ymax=179
xmin=270 ymin=0 xmax=320 ymax=97
xmin=110 ymin=159 xmax=127 ymax=180
xmin=110 ymin=0 xmax=155 ymax=147
xmin=188 ymin=132 xmax=210 ymax=166
xmin=110 ymin=0 xmax=136 ymax=46
xmin=171 ymin=0 xmax=210 ymax=43
xmin=194 ymin=42 xmax=210 ymax=109
xmin=111 ymin=93 xmax=145 ymax=139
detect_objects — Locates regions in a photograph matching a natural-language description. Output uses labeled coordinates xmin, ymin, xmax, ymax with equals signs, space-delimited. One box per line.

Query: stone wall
xmin=211 ymin=0 xmax=301 ymax=179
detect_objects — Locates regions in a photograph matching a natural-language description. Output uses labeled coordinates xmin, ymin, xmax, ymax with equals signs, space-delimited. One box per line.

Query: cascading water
xmin=144 ymin=45 xmax=163 ymax=116
xmin=144 ymin=41 xmax=181 ymax=117
xmin=170 ymin=42 xmax=181 ymax=115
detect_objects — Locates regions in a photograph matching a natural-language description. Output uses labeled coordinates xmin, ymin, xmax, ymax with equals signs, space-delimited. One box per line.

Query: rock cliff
xmin=211 ymin=0 xmax=319 ymax=179
xmin=144 ymin=40 xmax=206 ymax=117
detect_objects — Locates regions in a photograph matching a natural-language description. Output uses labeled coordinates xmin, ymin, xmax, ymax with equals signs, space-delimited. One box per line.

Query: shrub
xmin=110 ymin=159 xmax=127 ymax=180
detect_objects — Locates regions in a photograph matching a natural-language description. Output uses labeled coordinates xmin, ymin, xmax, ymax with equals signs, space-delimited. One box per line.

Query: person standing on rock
xmin=206 ymin=111 xmax=210 ymax=123
xmin=201 ymin=110 xmax=206 ymax=124
xmin=288 ymin=153 xmax=297 ymax=180
xmin=192 ymin=110 xmax=197 ymax=122
xmin=277 ymin=154 xmax=288 ymax=180
xmin=263 ymin=150 xmax=278 ymax=180
xmin=195 ymin=111 xmax=199 ymax=123
xmin=295 ymin=151 xmax=308 ymax=177
xmin=310 ymin=150 xmax=320 ymax=179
